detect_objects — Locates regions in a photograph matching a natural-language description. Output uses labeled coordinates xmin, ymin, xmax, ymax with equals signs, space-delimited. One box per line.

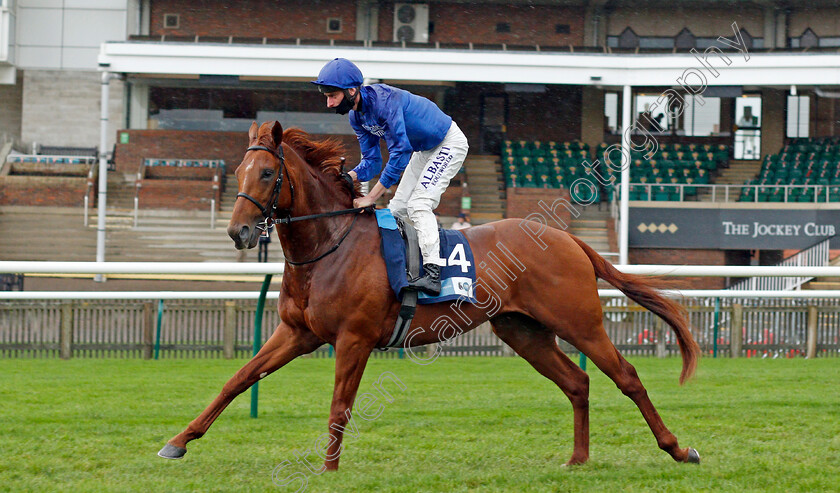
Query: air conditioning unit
xmin=393 ymin=3 xmax=429 ymax=43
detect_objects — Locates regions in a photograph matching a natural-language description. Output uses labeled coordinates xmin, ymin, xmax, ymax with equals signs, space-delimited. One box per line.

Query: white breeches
xmin=388 ymin=121 xmax=469 ymax=266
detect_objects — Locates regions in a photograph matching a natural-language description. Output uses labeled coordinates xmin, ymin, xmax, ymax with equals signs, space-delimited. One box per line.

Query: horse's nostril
xmin=239 ymin=225 xmax=250 ymax=244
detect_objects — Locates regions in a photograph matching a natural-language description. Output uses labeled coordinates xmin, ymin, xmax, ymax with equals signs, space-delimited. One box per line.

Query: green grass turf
xmin=1 ymin=356 xmax=839 ymax=492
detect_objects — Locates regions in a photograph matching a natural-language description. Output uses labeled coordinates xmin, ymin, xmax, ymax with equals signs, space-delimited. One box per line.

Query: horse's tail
xmin=570 ymin=235 xmax=699 ymax=384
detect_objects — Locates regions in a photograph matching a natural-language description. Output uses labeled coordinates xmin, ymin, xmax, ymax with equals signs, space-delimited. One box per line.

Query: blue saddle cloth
xmin=375 ymin=209 xmax=477 ymax=304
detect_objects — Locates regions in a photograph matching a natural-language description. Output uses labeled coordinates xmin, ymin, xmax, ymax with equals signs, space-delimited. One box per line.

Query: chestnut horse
xmin=158 ymin=121 xmax=701 ymax=468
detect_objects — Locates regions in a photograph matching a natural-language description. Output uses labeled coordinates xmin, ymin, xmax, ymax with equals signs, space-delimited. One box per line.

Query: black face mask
xmin=335 ymin=90 xmax=356 ymax=115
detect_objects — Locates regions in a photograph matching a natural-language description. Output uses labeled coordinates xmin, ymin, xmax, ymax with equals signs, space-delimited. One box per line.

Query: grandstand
xmin=2 ymin=0 xmax=840 ymax=281
xmin=742 ymin=137 xmax=840 ymax=202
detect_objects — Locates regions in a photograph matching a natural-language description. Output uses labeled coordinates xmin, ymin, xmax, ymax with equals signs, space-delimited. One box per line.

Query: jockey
xmin=312 ymin=58 xmax=469 ymax=296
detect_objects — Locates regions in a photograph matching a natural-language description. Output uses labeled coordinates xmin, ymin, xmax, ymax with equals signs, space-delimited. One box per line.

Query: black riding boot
xmin=409 ymin=263 xmax=441 ymax=296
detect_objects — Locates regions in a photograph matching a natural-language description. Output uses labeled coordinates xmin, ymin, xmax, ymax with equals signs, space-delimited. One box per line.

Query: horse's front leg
xmin=322 ymin=334 xmax=376 ymax=471
xmin=158 ymin=322 xmax=323 ymax=459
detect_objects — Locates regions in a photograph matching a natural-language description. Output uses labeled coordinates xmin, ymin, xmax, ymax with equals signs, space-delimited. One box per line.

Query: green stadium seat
xmin=513 ymin=140 xmax=532 ymax=156
xmin=522 ymin=173 xmax=536 ymax=187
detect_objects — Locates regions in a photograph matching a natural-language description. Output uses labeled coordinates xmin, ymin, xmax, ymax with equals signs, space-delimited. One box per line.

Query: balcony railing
xmin=125 ymin=34 xmax=840 ymax=55
xmin=617 ymin=182 xmax=840 ymax=203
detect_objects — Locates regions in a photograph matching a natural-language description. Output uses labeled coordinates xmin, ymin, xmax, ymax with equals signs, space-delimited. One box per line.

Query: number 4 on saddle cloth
xmin=375 ymin=209 xmax=477 ymax=304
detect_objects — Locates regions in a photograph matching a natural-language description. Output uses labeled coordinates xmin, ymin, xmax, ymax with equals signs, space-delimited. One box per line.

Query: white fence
xmin=1 ymin=262 xmax=840 ymax=359
xmin=730 ymin=238 xmax=830 ymax=292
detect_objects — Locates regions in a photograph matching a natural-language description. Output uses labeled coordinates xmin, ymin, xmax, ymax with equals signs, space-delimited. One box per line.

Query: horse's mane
xmin=259 ymin=127 xmax=361 ymax=198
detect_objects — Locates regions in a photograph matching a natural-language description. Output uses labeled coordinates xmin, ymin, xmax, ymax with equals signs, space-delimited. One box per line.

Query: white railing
xmin=4 ymin=262 xmax=840 ymax=300
xmin=10 ymin=262 xmax=840 ymax=276
xmin=617 ymin=182 xmax=837 ymax=203
xmin=133 ymin=167 xmax=222 ymax=229
xmin=730 ymin=238 xmax=831 ymax=292
xmin=5 ymin=289 xmax=840 ymax=300
xmin=7 ymin=262 xmax=840 ymax=277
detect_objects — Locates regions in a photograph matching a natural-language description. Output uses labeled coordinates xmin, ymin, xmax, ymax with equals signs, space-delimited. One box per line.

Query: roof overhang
xmin=99 ymin=41 xmax=840 ymax=88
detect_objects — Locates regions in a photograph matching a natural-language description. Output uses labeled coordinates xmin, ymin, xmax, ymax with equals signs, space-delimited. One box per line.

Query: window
xmin=683 ymin=95 xmax=722 ymax=137
xmin=787 ymin=95 xmax=809 ymax=138
xmin=496 ymin=23 xmax=510 ymax=34
xmin=163 ymin=13 xmax=179 ymax=29
xmin=326 ymin=18 xmax=342 ymax=33
xmin=733 ymin=96 xmax=762 ymax=159
xmin=634 ymin=94 xmax=670 ymax=132
xmin=555 ymin=24 xmax=570 ymax=34
xmin=604 ymin=92 xmax=619 ymax=134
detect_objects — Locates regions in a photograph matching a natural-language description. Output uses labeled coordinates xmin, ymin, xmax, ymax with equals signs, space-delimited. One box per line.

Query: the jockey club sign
xmin=628 ymin=207 xmax=840 ymax=249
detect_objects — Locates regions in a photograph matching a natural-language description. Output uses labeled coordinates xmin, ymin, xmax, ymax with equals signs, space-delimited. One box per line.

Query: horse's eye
xmin=261 ymin=169 xmax=274 ymax=179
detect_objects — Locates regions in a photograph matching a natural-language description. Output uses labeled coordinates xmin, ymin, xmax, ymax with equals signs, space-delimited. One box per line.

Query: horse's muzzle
xmin=228 ymin=223 xmax=259 ymax=250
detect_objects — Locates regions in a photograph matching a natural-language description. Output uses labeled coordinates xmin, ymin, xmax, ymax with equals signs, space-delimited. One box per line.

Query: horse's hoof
xmin=686 ymin=447 xmax=700 ymax=464
xmin=158 ymin=443 xmax=187 ymax=460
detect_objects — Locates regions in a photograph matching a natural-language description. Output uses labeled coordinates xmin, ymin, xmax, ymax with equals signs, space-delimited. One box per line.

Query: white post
xmin=133 ymin=196 xmax=139 ymax=228
xmin=95 ymin=70 xmax=111 ymax=282
xmin=210 ymin=198 xmax=216 ymax=228
xmin=84 ymin=195 xmax=89 ymax=227
xmin=211 ymin=174 xmax=219 ymax=229
xmin=619 ymin=84 xmax=631 ymax=265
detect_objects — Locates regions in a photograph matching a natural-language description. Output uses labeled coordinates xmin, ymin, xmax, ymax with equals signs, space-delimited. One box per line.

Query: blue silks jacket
xmin=349 ymin=84 xmax=452 ymax=189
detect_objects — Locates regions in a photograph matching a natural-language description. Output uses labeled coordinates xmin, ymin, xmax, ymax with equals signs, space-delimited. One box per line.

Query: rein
xmin=236 ymin=144 xmax=373 ymax=266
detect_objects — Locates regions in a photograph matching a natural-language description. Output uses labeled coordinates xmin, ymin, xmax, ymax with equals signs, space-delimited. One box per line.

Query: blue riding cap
xmin=311 ymin=58 xmax=364 ymax=90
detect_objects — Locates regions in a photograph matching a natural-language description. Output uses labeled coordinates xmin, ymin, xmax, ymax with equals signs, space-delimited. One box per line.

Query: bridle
xmin=236 ymin=145 xmax=293 ymax=230
xmin=235 ymin=144 xmax=372 ymax=265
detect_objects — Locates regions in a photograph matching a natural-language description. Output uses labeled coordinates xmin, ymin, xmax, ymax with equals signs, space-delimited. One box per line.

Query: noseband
xmin=234 ymin=144 xmax=373 ymax=265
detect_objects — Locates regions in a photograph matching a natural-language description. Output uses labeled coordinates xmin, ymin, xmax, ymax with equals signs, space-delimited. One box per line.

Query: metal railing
xmin=1 ymin=263 xmax=839 ymax=359
xmin=124 ymin=34 xmax=840 ymax=56
xmin=617 ymin=182 xmax=839 ymax=203
xmin=730 ymin=238 xmax=831 ymax=292
xmin=133 ymin=161 xmax=224 ymax=229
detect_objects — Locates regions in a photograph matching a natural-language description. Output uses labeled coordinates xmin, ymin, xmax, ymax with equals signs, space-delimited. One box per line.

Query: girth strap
xmin=386 ymin=217 xmax=421 ymax=348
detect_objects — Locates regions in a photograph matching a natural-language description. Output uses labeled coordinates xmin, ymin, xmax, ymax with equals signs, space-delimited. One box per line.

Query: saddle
xmin=374 ymin=209 xmax=477 ymax=349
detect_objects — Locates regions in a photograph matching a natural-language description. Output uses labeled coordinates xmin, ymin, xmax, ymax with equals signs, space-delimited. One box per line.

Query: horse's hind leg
xmin=158 ymin=322 xmax=323 ymax=459
xmin=562 ymin=321 xmax=699 ymax=464
xmin=491 ymin=314 xmax=590 ymax=465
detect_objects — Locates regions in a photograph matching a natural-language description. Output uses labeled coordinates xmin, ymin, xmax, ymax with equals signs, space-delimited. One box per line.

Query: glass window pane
xmin=683 ymin=95 xmax=721 ymax=136
xmin=786 ymin=95 xmax=809 ymax=138
xmin=639 ymin=37 xmax=674 ymax=49
xmin=605 ymin=92 xmax=618 ymax=134
xmin=734 ymin=96 xmax=762 ymax=159
xmin=635 ymin=94 xmax=669 ymax=132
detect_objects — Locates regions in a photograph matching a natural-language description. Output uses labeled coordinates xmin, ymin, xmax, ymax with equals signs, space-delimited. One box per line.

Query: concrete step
xmin=574 ymin=241 xmax=610 ymax=250
xmin=805 ymin=281 xmax=840 ymax=290
xmin=471 ymin=190 xmax=504 ymax=199
xmin=464 ymin=154 xmax=505 ymax=222
xmin=467 ymin=175 xmax=503 ymax=185
xmin=811 ymin=277 xmax=840 ymax=283
xmin=0 ymin=205 xmax=247 ymax=263
xmin=572 ymin=234 xmax=609 ymax=242
xmin=571 ymin=219 xmax=609 ymax=227
xmin=471 ymin=211 xmax=504 ymax=220
xmin=465 ymin=167 xmax=502 ymax=176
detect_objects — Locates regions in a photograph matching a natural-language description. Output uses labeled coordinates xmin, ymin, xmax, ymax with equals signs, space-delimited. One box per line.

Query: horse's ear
xmin=248 ymin=121 xmax=258 ymax=142
xmin=271 ymin=121 xmax=283 ymax=146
